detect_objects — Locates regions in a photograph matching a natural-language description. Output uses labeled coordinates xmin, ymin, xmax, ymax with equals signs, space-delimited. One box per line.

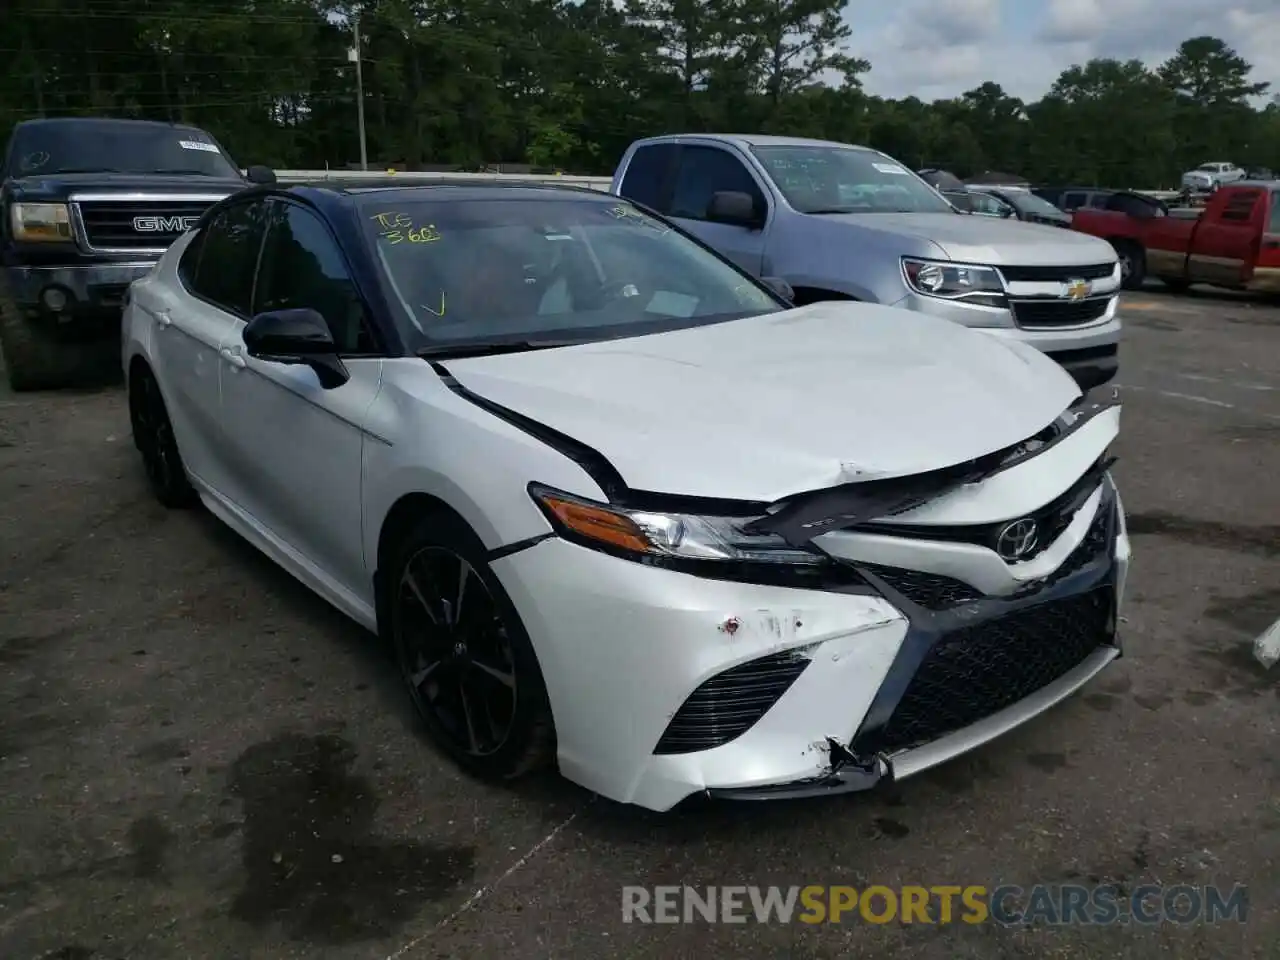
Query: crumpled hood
xmin=442 ymin=302 xmax=1082 ymax=503
xmin=825 ymin=212 xmax=1117 ymax=266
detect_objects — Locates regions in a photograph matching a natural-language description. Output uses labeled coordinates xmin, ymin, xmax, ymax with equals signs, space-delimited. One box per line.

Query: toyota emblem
xmin=995 ymin=518 xmax=1039 ymax=561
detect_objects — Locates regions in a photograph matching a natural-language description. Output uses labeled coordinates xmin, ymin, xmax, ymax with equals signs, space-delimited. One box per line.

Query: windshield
xmin=361 ymin=196 xmax=783 ymax=350
xmin=1196 ymin=164 xmax=1221 ymax=172
xmin=9 ymin=122 xmax=240 ymax=177
xmin=1009 ymin=192 xmax=1066 ymax=217
xmin=750 ymin=145 xmax=954 ymax=214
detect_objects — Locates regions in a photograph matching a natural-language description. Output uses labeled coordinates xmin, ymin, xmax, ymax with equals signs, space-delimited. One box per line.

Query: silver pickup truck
xmin=610 ymin=134 xmax=1122 ymax=389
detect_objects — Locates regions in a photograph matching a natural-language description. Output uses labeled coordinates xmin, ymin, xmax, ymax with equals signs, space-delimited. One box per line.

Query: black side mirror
xmin=245 ymin=165 xmax=277 ymax=185
xmin=707 ymin=191 xmax=762 ymax=228
xmin=243 ymin=308 xmax=349 ymax=389
xmin=761 ymin=276 xmax=794 ymax=303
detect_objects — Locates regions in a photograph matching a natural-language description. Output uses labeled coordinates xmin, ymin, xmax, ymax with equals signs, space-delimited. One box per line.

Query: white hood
xmin=444 ymin=302 xmax=1082 ymax=502
xmin=833 ymin=212 xmax=1117 ymax=267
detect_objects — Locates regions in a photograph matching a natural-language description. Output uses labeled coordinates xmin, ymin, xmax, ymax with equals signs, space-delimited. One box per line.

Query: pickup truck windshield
xmin=362 ymin=196 xmax=782 ymax=350
xmin=750 ymin=145 xmax=954 ymax=215
xmin=1009 ymin=192 xmax=1066 ymax=217
xmin=8 ymin=121 xmax=240 ymax=178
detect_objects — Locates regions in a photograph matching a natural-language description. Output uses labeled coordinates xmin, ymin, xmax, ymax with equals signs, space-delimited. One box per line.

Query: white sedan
xmin=121 ymin=182 xmax=1131 ymax=812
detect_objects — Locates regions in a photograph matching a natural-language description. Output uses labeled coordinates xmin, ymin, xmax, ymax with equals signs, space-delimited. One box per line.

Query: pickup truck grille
xmin=1011 ymin=296 xmax=1111 ymax=328
xmin=999 ymin=263 xmax=1115 ymax=283
xmin=73 ymin=198 xmax=222 ymax=251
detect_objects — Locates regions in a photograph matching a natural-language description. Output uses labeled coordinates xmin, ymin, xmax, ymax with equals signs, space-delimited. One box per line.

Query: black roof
xmin=14 ymin=116 xmax=212 ymax=134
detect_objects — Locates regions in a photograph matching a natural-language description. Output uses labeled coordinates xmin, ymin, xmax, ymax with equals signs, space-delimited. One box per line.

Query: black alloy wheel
xmin=390 ymin=515 xmax=554 ymax=780
xmin=129 ymin=368 xmax=197 ymax=508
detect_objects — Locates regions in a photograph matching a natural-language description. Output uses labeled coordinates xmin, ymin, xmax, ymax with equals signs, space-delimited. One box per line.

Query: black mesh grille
xmin=1011 ymin=297 xmax=1111 ymax=328
xmin=853 ymin=587 xmax=1113 ymax=756
xmin=862 ymin=566 xmax=983 ymax=610
xmin=654 ymin=650 xmax=810 ymax=755
xmin=999 ymin=263 xmax=1115 ymax=282
xmin=76 ymin=199 xmax=217 ymax=249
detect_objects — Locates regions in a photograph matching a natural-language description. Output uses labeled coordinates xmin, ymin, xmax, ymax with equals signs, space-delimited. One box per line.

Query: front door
xmin=217 ymin=198 xmax=380 ymax=598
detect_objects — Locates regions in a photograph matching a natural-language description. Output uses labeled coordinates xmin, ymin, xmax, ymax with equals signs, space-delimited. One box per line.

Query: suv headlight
xmin=528 ymin=483 xmax=867 ymax=588
xmin=10 ymin=202 xmax=73 ymax=242
xmin=902 ymin=257 xmax=1005 ymax=307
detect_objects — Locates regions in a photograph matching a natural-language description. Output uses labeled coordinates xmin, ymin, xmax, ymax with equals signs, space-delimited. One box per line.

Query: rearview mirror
xmin=243 ymin=308 xmax=349 ymax=388
xmin=707 ymin=191 xmax=762 ymax=228
xmin=245 ymin=165 xmax=277 ymax=185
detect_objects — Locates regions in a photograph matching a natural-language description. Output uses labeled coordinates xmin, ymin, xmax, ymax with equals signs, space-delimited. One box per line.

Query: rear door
xmin=1187 ymin=188 xmax=1264 ymax=287
xmin=153 ymin=198 xmax=269 ymax=491
xmin=664 ymin=143 xmax=768 ymax=275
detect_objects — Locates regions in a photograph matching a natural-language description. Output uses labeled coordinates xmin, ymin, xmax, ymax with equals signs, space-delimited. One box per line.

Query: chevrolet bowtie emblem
xmin=1063 ymin=278 xmax=1090 ymax=301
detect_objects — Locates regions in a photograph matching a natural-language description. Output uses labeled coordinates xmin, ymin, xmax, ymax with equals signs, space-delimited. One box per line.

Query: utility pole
xmin=350 ymin=17 xmax=368 ymax=171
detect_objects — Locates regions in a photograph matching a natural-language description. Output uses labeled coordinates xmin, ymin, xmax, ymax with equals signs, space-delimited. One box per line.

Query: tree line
xmin=4 ymin=0 xmax=1279 ymax=187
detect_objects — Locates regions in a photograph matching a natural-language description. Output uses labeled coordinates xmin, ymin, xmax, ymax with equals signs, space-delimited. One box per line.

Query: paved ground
xmin=1 ymin=287 xmax=1278 ymax=960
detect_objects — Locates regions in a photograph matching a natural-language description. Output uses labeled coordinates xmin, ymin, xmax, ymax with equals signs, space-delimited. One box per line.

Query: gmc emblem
xmin=133 ymin=215 xmax=201 ymax=233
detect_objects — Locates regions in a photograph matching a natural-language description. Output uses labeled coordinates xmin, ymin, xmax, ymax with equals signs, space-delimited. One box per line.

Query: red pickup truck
xmin=1070 ymin=182 xmax=1280 ymax=294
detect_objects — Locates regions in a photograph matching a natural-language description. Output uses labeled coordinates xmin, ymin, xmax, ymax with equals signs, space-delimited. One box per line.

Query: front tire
xmin=1113 ymin=240 xmax=1146 ymax=290
xmin=128 ymin=365 xmax=198 ymax=508
xmin=0 ymin=296 xmax=121 ymax=392
xmin=388 ymin=512 xmax=555 ymax=781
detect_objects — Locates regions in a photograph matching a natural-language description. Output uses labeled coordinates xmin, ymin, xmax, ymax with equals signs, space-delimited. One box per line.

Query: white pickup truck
xmin=1181 ymin=162 xmax=1246 ymax=193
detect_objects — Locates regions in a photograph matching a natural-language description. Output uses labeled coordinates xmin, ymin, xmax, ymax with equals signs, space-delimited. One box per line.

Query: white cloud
xmin=844 ymin=0 xmax=1279 ymax=103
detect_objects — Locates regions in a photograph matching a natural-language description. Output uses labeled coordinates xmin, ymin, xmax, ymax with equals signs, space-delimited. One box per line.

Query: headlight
xmin=528 ymin=483 xmax=867 ymax=588
xmin=902 ymin=257 xmax=1005 ymax=307
xmin=10 ymin=202 xmax=74 ymax=242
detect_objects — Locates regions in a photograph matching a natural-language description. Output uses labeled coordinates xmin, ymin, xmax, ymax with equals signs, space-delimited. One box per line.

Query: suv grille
xmin=74 ymin=198 xmax=220 ymax=250
xmin=999 ymin=263 xmax=1115 ymax=283
xmin=654 ymin=649 xmax=810 ymax=755
xmin=852 ymin=586 xmax=1114 ymax=756
xmin=1011 ymin=297 xmax=1111 ymax=328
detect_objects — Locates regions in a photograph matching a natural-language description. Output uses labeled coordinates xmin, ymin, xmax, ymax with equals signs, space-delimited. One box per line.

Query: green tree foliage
xmin=3 ymin=1 xmax=1277 ymax=185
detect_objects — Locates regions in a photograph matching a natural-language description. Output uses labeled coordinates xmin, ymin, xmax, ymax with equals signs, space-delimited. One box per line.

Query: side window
xmin=177 ymin=229 xmax=205 ymax=288
xmin=619 ymin=144 xmax=677 ymax=212
xmin=190 ymin=201 xmax=269 ymax=315
xmin=1219 ymin=191 xmax=1260 ymax=222
xmin=253 ymin=201 xmax=375 ymax=355
xmin=669 ymin=146 xmax=765 ymax=221
xmin=1268 ymin=192 xmax=1280 ymax=234
xmin=1061 ymin=192 xmax=1085 ymax=210
xmin=1086 ymin=193 xmax=1110 ymax=209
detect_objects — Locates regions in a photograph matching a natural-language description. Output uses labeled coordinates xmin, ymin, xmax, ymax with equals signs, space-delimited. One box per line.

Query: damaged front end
xmin=689 ymin=401 xmax=1128 ymax=803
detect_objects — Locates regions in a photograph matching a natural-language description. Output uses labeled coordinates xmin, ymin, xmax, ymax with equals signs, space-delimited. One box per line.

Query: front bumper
xmin=493 ymin=479 xmax=1131 ymax=812
xmin=891 ymin=289 xmax=1122 ymax=389
xmin=1 ymin=261 xmax=156 ymax=326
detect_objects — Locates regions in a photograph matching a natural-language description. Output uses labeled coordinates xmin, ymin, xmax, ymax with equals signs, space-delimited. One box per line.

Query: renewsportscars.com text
xmin=621 ymin=884 xmax=1249 ymax=926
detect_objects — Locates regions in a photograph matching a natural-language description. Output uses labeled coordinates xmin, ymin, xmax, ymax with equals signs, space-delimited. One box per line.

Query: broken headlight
xmin=902 ymin=257 xmax=1005 ymax=307
xmin=528 ymin=483 xmax=867 ymax=588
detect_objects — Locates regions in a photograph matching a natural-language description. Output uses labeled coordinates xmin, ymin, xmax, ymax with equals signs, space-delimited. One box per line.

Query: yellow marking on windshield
xmin=421 ymin=292 xmax=446 ymax=318
xmin=371 ymin=211 xmax=442 ymax=244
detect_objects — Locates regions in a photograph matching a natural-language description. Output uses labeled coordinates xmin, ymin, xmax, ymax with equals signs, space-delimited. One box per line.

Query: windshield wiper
xmin=803 ymin=207 xmax=860 ymax=215
xmin=47 ymin=167 xmax=124 ymax=174
xmin=150 ymin=168 xmax=221 ymax=176
xmin=417 ymin=338 xmax=588 ymax=360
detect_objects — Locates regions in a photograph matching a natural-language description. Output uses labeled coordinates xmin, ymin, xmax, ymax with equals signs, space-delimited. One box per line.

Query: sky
xmin=844 ymin=0 xmax=1280 ymax=104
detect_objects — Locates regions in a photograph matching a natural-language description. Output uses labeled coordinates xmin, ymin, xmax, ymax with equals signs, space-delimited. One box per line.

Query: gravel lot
xmin=1 ymin=288 xmax=1277 ymax=960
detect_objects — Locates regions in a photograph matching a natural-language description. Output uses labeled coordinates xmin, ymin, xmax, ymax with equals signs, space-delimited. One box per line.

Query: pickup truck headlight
xmin=528 ymin=483 xmax=867 ymax=588
xmin=10 ymin=202 xmax=74 ymax=242
xmin=902 ymin=257 xmax=1006 ymax=307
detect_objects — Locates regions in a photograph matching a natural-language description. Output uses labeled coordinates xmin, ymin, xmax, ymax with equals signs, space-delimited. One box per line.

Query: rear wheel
xmin=1113 ymin=241 xmax=1146 ymax=290
xmin=388 ymin=512 xmax=555 ymax=781
xmin=1160 ymin=277 xmax=1191 ymax=293
xmin=128 ymin=365 xmax=198 ymax=508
